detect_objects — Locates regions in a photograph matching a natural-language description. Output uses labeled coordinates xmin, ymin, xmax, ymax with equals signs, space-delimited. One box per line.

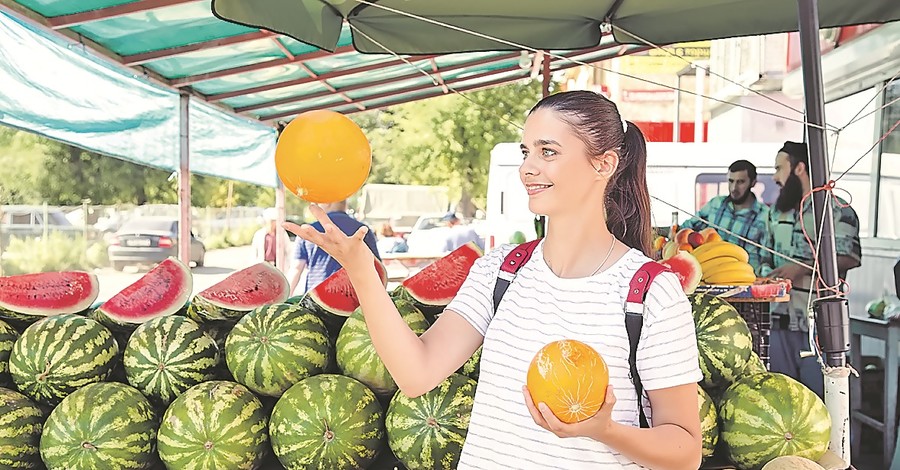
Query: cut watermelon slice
xmin=302 ymin=259 xmax=387 ymax=339
xmin=92 ymin=257 xmax=192 ymax=330
xmin=396 ymin=242 xmax=483 ymax=323
xmin=0 ymin=271 xmax=99 ymax=322
xmin=188 ymin=262 xmax=289 ymax=322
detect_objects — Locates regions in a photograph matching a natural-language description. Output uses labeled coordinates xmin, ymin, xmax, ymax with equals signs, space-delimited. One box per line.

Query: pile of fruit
xmin=653 ymin=227 xmax=758 ymax=294
xmin=0 ymin=242 xmax=484 ymax=470
xmin=689 ymin=293 xmax=832 ymax=470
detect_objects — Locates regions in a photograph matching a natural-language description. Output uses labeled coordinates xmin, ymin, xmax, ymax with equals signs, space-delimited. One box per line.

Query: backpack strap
xmin=625 ymin=261 xmax=669 ymax=429
xmin=492 ymin=239 xmax=541 ymax=313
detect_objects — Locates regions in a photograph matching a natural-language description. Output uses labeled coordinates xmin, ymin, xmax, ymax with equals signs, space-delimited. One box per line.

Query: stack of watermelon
xmin=689 ymin=293 xmax=832 ymax=470
xmin=0 ymin=242 xmax=484 ymax=470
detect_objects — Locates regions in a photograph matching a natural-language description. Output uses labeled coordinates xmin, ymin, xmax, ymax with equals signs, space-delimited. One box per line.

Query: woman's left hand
xmin=522 ymin=385 xmax=616 ymax=442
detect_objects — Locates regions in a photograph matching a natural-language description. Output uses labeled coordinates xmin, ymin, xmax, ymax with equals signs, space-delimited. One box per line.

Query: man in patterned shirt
xmin=761 ymin=141 xmax=862 ymax=397
xmin=682 ymin=160 xmax=770 ymax=274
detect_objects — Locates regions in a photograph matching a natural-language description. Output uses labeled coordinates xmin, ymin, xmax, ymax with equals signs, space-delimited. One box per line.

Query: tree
xmin=353 ymin=80 xmax=547 ymax=216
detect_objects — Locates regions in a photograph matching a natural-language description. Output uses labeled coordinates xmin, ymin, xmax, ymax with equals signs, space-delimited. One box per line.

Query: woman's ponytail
xmin=605 ymin=121 xmax=653 ymax=257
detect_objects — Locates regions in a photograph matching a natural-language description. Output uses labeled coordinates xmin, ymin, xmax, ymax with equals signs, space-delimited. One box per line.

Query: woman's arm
xmin=524 ymin=383 xmax=702 ymax=470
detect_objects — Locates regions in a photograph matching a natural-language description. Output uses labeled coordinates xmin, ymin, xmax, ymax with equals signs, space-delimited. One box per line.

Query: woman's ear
xmin=593 ymin=151 xmax=620 ymax=179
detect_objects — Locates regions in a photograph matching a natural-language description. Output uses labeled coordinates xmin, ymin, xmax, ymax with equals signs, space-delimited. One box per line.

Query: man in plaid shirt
xmin=682 ymin=160 xmax=771 ymax=274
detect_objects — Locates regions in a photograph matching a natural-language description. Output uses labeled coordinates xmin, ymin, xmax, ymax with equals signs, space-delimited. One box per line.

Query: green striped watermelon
xmin=225 ymin=303 xmax=331 ymax=397
xmin=0 ymin=319 xmax=17 ymax=387
xmin=719 ymin=373 xmax=831 ymax=470
xmin=385 ymin=373 xmax=476 ymax=470
xmin=157 ymin=380 xmax=268 ymax=469
xmin=123 ymin=315 xmax=219 ymax=406
xmin=9 ymin=314 xmax=118 ymax=405
xmin=336 ymin=298 xmax=429 ymax=398
xmin=456 ymin=347 xmax=481 ymax=381
xmin=270 ymin=374 xmax=385 ymax=469
xmin=697 ymin=385 xmax=719 ymax=461
xmin=744 ymin=351 xmax=768 ymax=375
xmin=0 ymin=387 xmax=43 ymax=469
xmin=40 ymin=382 xmax=157 ymax=470
xmin=690 ymin=294 xmax=753 ymax=389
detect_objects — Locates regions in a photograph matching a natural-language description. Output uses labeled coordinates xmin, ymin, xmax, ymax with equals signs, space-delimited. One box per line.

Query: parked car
xmin=108 ymin=216 xmax=205 ymax=271
xmin=0 ymin=205 xmax=86 ymax=249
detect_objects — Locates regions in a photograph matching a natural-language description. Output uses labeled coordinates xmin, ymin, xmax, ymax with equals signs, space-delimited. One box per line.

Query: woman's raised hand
xmin=282 ymin=204 xmax=374 ymax=272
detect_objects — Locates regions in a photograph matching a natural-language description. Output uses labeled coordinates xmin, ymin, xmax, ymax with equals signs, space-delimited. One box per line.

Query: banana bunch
xmin=692 ymin=241 xmax=756 ymax=285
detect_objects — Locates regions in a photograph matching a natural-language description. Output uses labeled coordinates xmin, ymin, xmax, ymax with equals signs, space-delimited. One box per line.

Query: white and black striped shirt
xmin=447 ymin=241 xmax=702 ymax=469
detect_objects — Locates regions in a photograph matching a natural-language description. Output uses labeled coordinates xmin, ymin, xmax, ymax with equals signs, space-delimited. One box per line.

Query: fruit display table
xmin=695 ymin=281 xmax=791 ymax=370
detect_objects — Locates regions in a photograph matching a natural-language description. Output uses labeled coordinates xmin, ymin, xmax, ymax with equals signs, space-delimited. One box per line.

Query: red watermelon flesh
xmin=660 ymin=252 xmax=702 ymax=295
xmin=308 ymin=258 xmax=388 ymax=316
xmin=401 ymin=241 xmax=483 ymax=306
xmin=0 ymin=271 xmax=99 ymax=320
xmin=197 ymin=262 xmax=289 ymax=310
xmin=95 ymin=257 xmax=192 ymax=328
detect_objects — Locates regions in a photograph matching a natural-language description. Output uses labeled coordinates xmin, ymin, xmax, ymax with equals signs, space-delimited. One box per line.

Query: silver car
xmin=108 ymin=216 xmax=205 ymax=271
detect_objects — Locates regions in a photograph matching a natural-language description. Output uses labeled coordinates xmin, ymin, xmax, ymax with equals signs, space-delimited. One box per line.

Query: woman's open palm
xmin=282 ymin=204 xmax=373 ymax=272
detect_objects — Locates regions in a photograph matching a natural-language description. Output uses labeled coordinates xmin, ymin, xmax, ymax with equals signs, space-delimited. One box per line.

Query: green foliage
xmin=0 ymin=233 xmax=108 ymax=275
xmin=353 ymin=80 xmax=547 ymax=214
xmin=203 ymin=224 xmax=258 ymax=250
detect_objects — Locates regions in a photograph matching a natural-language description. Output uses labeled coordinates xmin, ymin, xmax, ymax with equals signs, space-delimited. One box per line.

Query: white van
xmin=483 ymin=141 xmax=787 ymax=251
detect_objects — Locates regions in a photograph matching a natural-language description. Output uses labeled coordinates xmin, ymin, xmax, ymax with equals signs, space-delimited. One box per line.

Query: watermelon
xmin=744 ymin=351 xmax=768 ymax=375
xmin=123 ymin=315 xmax=219 ymax=406
xmin=697 ymin=385 xmax=719 ymax=461
xmin=188 ymin=262 xmax=290 ymax=322
xmin=690 ymin=293 xmax=753 ymax=389
xmin=226 ymin=303 xmax=331 ymax=397
xmin=301 ymin=259 xmax=388 ymax=339
xmin=9 ymin=314 xmax=118 ymax=405
xmin=40 ymin=382 xmax=157 ymax=469
xmin=394 ymin=242 xmax=482 ymax=323
xmin=0 ymin=319 xmax=17 ymax=387
xmin=719 ymin=373 xmax=831 ymax=470
xmin=385 ymin=373 xmax=476 ymax=470
xmin=0 ymin=271 xmax=99 ymax=322
xmin=456 ymin=347 xmax=481 ymax=381
xmin=157 ymin=381 xmax=268 ymax=469
xmin=92 ymin=257 xmax=192 ymax=331
xmin=337 ymin=298 xmax=429 ymax=398
xmin=270 ymin=374 xmax=385 ymax=469
xmin=0 ymin=387 xmax=43 ymax=469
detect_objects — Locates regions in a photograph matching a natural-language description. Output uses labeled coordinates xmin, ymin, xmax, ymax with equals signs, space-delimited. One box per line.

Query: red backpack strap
xmin=492 ymin=240 xmax=541 ymax=313
xmin=625 ymin=261 xmax=669 ymax=429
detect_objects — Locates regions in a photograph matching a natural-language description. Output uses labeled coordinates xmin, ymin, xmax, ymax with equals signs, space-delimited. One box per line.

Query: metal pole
xmin=673 ymin=75 xmax=682 ymax=143
xmin=275 ymin=179 xmax=286 ymax=273
xmin=178 ymin=92 xmax=191 ymax=265
xmin=694 ymin=64 xmax=705 ymax=143
xmin=796 ymin=0 xmax=851 ymax=464
xmin=538 ymin=54 xmax=552 ymax=237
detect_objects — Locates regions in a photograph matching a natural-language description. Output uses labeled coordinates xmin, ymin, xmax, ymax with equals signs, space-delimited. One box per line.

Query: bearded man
xmin=762 ymin=141 xmax=862 ymax=397
xmin=682 ymin=159 xmax=770 ymax=273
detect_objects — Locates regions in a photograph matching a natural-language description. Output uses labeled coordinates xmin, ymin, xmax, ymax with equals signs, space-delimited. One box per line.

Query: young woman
xmin=285 ymin=91 xmax=702 ymax=470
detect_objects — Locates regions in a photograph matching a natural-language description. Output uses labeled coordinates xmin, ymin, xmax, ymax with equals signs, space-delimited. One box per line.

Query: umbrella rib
xmin=347 ymin=0 xmax=832 ymax=133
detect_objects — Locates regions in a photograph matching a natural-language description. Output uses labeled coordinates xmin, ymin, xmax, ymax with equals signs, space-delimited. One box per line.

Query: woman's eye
xmin=542 ymin=148 xmax=556 ymax=157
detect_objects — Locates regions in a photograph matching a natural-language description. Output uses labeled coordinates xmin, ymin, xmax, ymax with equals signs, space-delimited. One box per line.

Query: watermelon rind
xmin=225 ymin=303 xmax=331 ymax=397
xmin=0 ymin=319 xmax=17 ymax=387
xmin=0 ymin=387 xmax=43 ymax=469
xmin=719 ymin=372 xmax=831 ymax=470
xmin=270 ymin=374 xmax=385 ymax=470
xmin=123 ymin=315 xmax=219 ymax=406
xmin=690 ymin=293 xmax=753 ymax=389
xmin=336 ymin=298 xmax=429 ymax=398
xmin=397 ymin=242 xmax=482 ymax=323
xmin=40 ymin=382 xmax=157 ymax=470
xmin=303 ymin=259 xmax=388 ymax=339
xmin=385 ymin=373 xmax=476 ymax=470
xmin=0 ymin=271 xmax=100 ymax=321
xmin=188 ymin=262 xmax=289 ymax=322
xmin=9 ymin=314 xmax=118 ymax=405
xmin=157 ymin=381 xmax=268 ymax=470
xmin=93 ymin=257 xmax=192 ymax=331
xmin=456 ymin=346 xmax=482 ymax=381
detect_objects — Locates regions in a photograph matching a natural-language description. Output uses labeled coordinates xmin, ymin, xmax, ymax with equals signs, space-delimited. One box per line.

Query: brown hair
xmin=529 ymin=90 xmax=653 ymax=257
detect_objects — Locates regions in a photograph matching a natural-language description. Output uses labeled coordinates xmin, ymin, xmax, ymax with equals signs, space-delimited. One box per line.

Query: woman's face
xmin=519 ymin=109 xmax=606 ymax=217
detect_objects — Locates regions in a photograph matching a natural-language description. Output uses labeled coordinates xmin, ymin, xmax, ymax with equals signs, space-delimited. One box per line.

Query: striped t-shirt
xmin=446 ymin=241 xmax=702 ymax=469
